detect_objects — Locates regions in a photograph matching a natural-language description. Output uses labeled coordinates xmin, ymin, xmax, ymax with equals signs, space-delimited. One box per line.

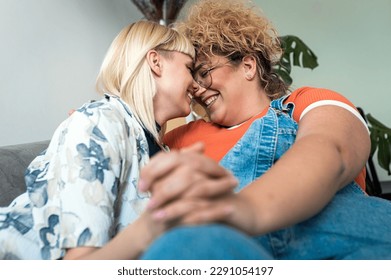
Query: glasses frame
xmin=192 ymin=60 xmax=232 ymax=89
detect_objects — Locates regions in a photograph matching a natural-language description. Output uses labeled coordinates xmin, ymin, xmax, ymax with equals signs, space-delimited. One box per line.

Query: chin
xmin=209 ymin=115 xmax=223 ymax=125
xmin=173 ymin=108 xmax=191 ymax=119
xmin=182 ymin=107 xmax=191 ymax=117
xmin=209 ymin=112 xmax=231 ymax=126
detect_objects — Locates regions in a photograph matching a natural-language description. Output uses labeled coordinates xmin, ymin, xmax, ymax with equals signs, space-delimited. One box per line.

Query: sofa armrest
xmin=0 ymin=140 xmax=49 ymax=206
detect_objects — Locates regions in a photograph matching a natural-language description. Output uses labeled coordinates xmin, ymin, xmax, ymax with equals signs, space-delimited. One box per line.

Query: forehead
xmin=171 ymin=51 xmax=193 ymax=63
xmin=194 ymin=55 xmax=222 ymax=69
xmin=164 ymin=52 xmax=193 ymax=70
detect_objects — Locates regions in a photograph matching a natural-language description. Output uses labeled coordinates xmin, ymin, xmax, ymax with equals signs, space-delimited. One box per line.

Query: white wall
xmin=251 ymin=0 xmax=391 ymax=181
xmin=0 ymin=0 xmax=142 ymax=146
xmin=1 ymin=0 xmax=390 ymax=181
xmin=255 ymin=0 xmax=391 ymax=117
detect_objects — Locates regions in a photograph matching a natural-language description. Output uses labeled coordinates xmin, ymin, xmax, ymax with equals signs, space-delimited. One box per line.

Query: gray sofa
xmin=0 ymin=141 xmax=49 ymax=206
xmin=1 ymin=140 xmax=390 ymax=207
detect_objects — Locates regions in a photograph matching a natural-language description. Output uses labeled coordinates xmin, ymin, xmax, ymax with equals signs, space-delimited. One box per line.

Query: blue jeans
xmin=141 ymin=185 xmax=391 ymax=259
xmin=141 ymin=96 xmax=391 ymax=259
xmin=141 ymin=224 xmax=272 ymax=260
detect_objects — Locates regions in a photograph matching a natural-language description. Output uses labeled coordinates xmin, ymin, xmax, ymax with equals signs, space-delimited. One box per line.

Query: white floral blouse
xmin=0 ymin=95 xmax=155 ymax=259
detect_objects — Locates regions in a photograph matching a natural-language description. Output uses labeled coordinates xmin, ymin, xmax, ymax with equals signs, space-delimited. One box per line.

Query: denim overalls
xmin=142 ymin=96 xmax=391 ymax=260
xmin=220 ymin=96 xmax=297 ymax=191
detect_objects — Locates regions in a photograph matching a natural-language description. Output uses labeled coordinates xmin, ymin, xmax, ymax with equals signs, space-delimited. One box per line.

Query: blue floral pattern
xmin=0 ymin=95 xmax=153 ymax=259
xmin=76 ymin=139 xmax=110 ymax=183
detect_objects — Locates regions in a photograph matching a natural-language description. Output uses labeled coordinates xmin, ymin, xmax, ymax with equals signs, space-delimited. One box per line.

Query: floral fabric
xmin=0 ymin=95 xmax=152 ymax=259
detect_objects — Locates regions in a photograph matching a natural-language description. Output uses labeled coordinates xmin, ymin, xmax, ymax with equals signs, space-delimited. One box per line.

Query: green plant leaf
xmin=279 ymin=35 xmax=319 ymax=69
xmin=368 ymin=127 xmax=378 ymax=156
xmin=367 ymin=114 xmax=390 ymax=130
xmin=274 ymin=35 xmax=319 ymax=85
xmin=274 ymin=67 xmax=292 ymax=85
xmin=366 ymin=113 xmax=391 ymax=174
xmin=377 ymin=135 xmax=391 ymax=175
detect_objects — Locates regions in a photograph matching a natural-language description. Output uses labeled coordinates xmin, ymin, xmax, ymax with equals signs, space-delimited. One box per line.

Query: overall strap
xmin=220 ymin=95 xmax=298 ymax=192
xmin=270 ymin=94 xmax=295 ymax=119
xmin=220 ymin=107 xmax=279 ymax=191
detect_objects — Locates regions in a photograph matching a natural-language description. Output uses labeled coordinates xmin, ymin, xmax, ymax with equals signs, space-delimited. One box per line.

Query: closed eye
xmin=199 ymin=69 xmax=210 ymax=78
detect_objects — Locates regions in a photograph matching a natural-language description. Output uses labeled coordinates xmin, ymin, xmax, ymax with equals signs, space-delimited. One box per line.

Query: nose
xmin=191 ymin=80 xmax=206 ymax=97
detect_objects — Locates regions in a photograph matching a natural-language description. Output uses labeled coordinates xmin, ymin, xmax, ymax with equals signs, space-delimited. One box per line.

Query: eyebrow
xmin=193 ymin=63 xmax=206 ymax=72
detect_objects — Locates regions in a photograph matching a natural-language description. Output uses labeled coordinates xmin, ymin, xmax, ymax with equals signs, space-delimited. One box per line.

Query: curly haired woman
xmin=139 ymin=0 xmax=391 ymax=260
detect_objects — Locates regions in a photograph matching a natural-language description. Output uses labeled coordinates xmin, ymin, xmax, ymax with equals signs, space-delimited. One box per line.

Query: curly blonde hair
xmin=177 ymin=0 xmax=287 ymax=98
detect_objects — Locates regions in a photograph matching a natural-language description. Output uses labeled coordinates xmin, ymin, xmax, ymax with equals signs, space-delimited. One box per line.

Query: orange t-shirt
xmin=163 ymin=87 xmax=367 ymax=190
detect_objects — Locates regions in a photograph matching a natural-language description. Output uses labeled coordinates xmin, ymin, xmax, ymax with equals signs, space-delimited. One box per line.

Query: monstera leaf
xmin=366 ymin=114 xmax=391 ymax=175
xmin=131 ymin=0 xmax=188 ymax=25
xmin=275 ymin=35 xmax=319 ymax=85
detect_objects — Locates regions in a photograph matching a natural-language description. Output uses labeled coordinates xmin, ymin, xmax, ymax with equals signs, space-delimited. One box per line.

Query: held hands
xmin=138 ymin=142 xmax=239 ymax=226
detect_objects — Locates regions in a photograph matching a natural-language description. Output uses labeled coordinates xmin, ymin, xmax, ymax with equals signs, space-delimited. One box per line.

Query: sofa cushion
xmin=0 ymin=141 xmax=49 ymax=206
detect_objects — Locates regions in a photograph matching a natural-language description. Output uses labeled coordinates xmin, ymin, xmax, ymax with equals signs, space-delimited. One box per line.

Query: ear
xmin=242 ymin=56 xmax=257 ymax=80
xmin=146 ymin=50 xmax=162 ymax=76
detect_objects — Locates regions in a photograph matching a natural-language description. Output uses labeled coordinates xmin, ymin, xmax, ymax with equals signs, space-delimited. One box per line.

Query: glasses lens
xmin=194 ymin=67 xmax=211 ymax=89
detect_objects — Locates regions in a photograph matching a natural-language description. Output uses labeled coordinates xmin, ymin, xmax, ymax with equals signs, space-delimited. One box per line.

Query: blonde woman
xmin=0 ymin=20 xmax=237 ymax=260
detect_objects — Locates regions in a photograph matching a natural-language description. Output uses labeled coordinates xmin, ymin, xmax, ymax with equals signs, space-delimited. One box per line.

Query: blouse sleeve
xmin=26 ymin=101 xmax=132 ymax=259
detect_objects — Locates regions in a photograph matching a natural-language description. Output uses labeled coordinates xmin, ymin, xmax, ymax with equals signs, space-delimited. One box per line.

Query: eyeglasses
xmin=192 ymin=60 xmax=232 ymax=89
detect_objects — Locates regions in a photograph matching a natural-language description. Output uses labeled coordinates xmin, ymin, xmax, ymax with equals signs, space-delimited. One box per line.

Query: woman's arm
xmin=230 ymin=105 xmax=370 ymax=233
xmin=185 ymin=105 xmax=370 ymax=234
xmin=145 ymin=105 xmax=370 ymax=236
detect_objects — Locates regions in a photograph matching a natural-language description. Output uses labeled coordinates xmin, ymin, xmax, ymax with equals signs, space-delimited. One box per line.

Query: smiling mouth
xmin=203 ymin=94 xmax=219 ymax=108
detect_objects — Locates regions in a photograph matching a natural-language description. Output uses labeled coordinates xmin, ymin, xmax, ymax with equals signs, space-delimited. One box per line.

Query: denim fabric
xmin=141 ymin=224 xmax=272 ymax=260
xmin=254 ymin=182 xmax=391 ymax=259
xmin=141 ymin=96 xmax=391 ymax=260
xmin=220 ymin=97 xmax=297 ymax=191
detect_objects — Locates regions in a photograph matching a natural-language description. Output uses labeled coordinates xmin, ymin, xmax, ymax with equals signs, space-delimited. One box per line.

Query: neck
xmin=228 ymin=90 xmax=270 ymax=127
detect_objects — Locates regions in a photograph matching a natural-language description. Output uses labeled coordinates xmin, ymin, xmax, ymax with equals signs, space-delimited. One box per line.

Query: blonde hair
xmin=178 ymin=0 xmax=287 ymax=98
xmin=96 ymin=20 xmax=195 ymax=142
